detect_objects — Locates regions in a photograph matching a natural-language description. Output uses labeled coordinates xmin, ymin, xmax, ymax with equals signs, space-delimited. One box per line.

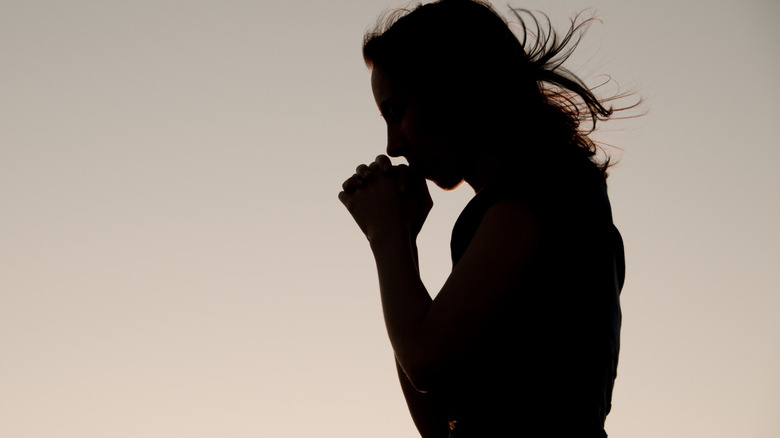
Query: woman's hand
xmin=339 ymin=155 xmax=432 ymax=243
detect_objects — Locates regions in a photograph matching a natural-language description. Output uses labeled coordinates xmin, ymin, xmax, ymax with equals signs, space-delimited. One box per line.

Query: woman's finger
xmin=374 ymin=155 xmax=393 ymax=173
xmin=356 ymin=164 xmax=373 ymax=180
xmin=342 ymin=174 xmax=364 ymax=193
xmin=337 ymin=190 xmax=349 ymax=206
xmin=395 ymin=164 xmax=411 ymax=193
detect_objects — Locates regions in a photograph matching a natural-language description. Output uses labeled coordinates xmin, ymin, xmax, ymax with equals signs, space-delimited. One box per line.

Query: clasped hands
xmin=339 ymin=155 xmax=432 ymax=243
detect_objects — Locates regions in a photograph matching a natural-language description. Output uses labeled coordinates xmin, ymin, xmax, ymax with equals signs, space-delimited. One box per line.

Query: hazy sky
xmin=2 ymin=0 xmax=779 ymax=437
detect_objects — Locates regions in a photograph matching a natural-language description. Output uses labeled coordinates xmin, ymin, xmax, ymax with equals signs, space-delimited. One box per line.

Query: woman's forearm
xmin=369 ymin=230 xmax=434 ymax=388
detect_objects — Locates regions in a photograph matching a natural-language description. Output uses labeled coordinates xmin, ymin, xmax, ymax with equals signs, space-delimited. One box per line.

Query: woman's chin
xmin=431 ymin=174 xmax=465 ymax=191
xmin=412 ymin=162 xmax=464 ymax=191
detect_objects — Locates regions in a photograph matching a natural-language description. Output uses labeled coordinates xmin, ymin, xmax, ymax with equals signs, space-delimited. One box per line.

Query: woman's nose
xmin=386 ymin=125 xmax=407 ymax=158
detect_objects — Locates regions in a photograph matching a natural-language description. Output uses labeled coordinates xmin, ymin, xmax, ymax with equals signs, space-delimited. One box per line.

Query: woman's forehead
xmin=371 ymin=67 xmax=406 ymax=102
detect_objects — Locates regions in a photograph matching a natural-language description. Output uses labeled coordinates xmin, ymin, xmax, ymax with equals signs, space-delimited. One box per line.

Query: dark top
xmin=442 ymin=164 xmax=624 ymax=437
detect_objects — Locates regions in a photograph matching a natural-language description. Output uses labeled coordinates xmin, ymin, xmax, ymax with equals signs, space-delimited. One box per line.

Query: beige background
xmin=2 ymin=0 xmax=778 ymax=436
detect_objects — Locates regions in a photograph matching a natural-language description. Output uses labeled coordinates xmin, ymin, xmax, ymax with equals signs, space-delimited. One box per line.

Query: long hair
xmin=363 ymin=0 xmax=634 ymax=179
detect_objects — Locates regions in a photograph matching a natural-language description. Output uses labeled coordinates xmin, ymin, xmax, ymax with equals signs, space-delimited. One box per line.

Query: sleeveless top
xmin=441 ymin=165 xmax=625 ymax=437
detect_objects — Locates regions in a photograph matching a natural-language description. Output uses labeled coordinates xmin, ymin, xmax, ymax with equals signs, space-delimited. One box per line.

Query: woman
xmin=338 ymin=1 xmax=627 ymax=436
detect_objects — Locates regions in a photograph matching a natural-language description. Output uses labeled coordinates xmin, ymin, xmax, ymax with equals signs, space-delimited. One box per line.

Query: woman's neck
xmin=464 ymin=155 xmax=501 ymax=194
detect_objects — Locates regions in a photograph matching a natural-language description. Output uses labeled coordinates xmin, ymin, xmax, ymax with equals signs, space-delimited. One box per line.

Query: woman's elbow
xmin=400 ymin=355 xmax=440 ymax=393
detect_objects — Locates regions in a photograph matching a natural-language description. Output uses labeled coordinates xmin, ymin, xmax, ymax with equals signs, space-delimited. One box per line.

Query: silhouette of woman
xmin=339 ymin=1 xmax=627 ymax=436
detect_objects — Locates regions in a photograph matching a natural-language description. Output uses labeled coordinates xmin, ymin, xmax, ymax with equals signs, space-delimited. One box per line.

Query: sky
xmin=2 ymin=0 xmax=779 ymax=437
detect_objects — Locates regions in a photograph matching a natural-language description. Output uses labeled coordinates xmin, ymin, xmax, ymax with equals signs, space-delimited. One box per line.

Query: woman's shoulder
xmin=450 ymin=180 xmax=540 ymax=265
xmin=460 ymin=163 xmax=612 ymax=225
xmin=451 ymin=165 xmax=617 ymax=263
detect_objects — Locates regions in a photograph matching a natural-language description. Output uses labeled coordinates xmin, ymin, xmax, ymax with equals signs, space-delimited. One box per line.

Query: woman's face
xmin=371 ymin=66 xmax=467 ymax=190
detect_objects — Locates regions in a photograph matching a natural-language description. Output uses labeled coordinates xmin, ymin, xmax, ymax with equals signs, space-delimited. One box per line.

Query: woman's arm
xmin=369 ymin=201 xmax=539 ymax=391
xmin=395 ymin=357 xmax=450 ymax=438
xmin=340 ymin=156 xmax=539 ymax=391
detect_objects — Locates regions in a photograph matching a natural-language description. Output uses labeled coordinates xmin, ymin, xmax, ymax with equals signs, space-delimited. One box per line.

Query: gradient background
xmin=2 ymin=0 xmax=778 ymax=436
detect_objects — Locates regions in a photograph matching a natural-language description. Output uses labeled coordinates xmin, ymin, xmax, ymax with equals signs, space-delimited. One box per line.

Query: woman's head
xmin=364 ymin=1 xmax=535 ymax=134
xmin=363 ymin=0 xmax=624 ymax=181
xmin=371 ymin=63 xmax=472 ymax=190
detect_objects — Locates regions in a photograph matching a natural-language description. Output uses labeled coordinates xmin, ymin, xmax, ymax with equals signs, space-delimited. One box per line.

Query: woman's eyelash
xmin=381 ymin=102 xmax=403 ymax=121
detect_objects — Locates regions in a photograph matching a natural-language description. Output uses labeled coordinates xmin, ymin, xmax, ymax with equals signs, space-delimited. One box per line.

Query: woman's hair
xmin=363 ymin=0 xmax=633 ymax=179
